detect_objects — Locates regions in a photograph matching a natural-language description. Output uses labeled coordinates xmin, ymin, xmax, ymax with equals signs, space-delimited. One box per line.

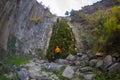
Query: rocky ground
xmin=3 ymin=52 xmax=120 ymax=80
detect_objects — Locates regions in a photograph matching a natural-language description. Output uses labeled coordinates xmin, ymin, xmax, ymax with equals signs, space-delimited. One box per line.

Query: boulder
xmin=4 ymin=72 xmax=15 ymax=79
xmin=108 ymin=63 xmax=120 ymax=74
xmin=48 ymin=62 xmax=64 ymax=72
xmin=103 ymin=55 xmax=112 ymax=68
xmin=17 ymin=70 xmax=29 ymax=80
xmin=35 ymin=59 xmax=49 ymax=64
xmin=89 ymin=59 xmax=97 ymax=67
xmin=79 ymin=67 xmax=93 ymax=72
xmin=80 ymin=60 xmax=89 ymax=67
xmin=62 ymin=66 xmax=74 ymax=79
xmin=38 ymin=77 xmax=52 ymax=80
xmin=55 ymin=59 xmax=68 ymax=65
xmin=74 ymin=60 xmax=81 ymax=66
xmin=83 ymin=73 xmax=96 ymax=80
xmin=66 ymin=54 xmax=76 ymax=61
xmin=71 ymin=66 xmax=79 ymax=72
xmin=96 ymin=60 xmax=103 ymax=68
xmin=28 ymin=70 xmax=41 ymax=79
xmin=87 ymin=50 xmax=96 ymax=60
xmin=81 ymin=54 xmax=89 ymax=61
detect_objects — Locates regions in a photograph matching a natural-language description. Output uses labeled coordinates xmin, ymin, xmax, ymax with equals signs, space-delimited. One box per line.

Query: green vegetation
xmin=0 ymin=54 xmax=29 ymax=79
xmin=71 ymin=12 xmax=88 ymax=23
xmin=94 ymin=69 xmax=120 ymax=80
xmin=74 ymin=6 xmax=120 ymax=54
xmin=30 ymin=17 xmax=41 ymax=23
xmin=8 ymin=36 xmax=16 ymax=55
xmin=0 ymin=74 xmax=17 ymax=80
xmin=88 ymin=6 xmax=120 ymax=54
xmin=47 ymin=20 xmax=76 ymax=61
xmin=45 ymin=12 xmax=52 ymax=18
xmin=3 ymin=55 xmax=29 ymax=67
xmin=41 ymin=66 xmax=69 ymax=80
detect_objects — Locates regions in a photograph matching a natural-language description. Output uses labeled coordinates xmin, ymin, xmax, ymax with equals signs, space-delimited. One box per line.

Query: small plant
xmin=3 ymin=54 xmax=29 ymax=67
xmin=41 ymin=67 xmax=51 ymax=72
xmin=45 ymin=12 xmax=52 ymax=18
xmin=94 ymin=69 xmax=120 ymax=80
xmin=30 ymin=17 xmax=41 ymax=23
xmin=7 ymin=36 xmax=16 ymax=55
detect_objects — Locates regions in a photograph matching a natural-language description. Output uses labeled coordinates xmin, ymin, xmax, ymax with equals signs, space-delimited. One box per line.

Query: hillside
xmin=0 ymin=0 xmax=120 ymax=80
xmin=69 ymin=0 xmax=120 ymax=54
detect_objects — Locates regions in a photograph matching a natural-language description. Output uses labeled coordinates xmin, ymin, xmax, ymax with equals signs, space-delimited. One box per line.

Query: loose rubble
xmin=3 ymin=53 xmax=120 ymax=80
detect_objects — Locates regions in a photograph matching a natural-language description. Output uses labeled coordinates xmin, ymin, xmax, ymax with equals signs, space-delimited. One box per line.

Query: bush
xmin=47 ymin=20 xmax=76 ymax=61
xmin=30 ymin=17 xmax=41 ymax=23
xmin=45 ymin=12 xmax=52 ymax=18
xmin=86 ymin=6 xmax=120 ymax=54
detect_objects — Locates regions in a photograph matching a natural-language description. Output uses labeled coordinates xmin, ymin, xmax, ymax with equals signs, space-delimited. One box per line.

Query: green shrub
xmin=7 ymin=36 xmax=16 ymax=55
xmin=47 ymin=20 xmax=76 ymax=61
xmin=45 ymin=12 xmax=52 ymax=18
xmin=86 ymin=6 xmax=120 ymax=54
xmin=30 ymin=17 xmax=41 ymax=23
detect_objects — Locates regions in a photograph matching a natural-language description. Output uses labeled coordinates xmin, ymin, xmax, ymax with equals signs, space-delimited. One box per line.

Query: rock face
xmin=0 ymin=0 xmax=57 ymax=58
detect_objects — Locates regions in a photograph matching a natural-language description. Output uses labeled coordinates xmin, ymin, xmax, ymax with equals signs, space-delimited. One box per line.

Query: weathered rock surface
xmin=103 ymin=55 xmax=112 ymax=68
xmin=108 ymin=63 xmax=120 ymax=73
xmin=3 ymin=53 xmax=120 ymax=80
xmin=66 ymin=54 xmax=76 ymax=61
xmin=17 ymin=70 xmax=29 ymax=80
xmin=0 ymin=0 xmax=57 ymax=58
xmin=62 ymin=65 xmax=75 ymax=79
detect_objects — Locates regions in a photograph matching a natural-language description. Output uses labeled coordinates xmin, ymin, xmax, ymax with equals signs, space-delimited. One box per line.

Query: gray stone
xmin=79 ymin=67 xmax=93 ymax=72
xmin=28 ymin=70 xmax=41 ymax=79
xmin=80 ymin=60 xmax=89 ymax=67
xmin=81 ymin=54 xmax=89 ymax=61
xmin=38 ymin=77 xmax=52 ymax=80
xmin=74 ymin=60 xmax=81 ymax=66
xmin=30 ymin=79 xmax=36 ymax=80
xmin=17 ymin=70 xmax=29 ymax=80
xmin=103 ymin=55 xmax=113 ymax=68
xmin=83 ymin=73 xmax=96 ymax=80
xmin=108 ymin=63 xmax=120 ymax=73
xmin=55 ymin=59 xmax=68 ymax=65
xmin=89 ymin=59 xmax=97 ymax=67
xmin=48 ymin=62 xmax=64 ymax=72
xmin=62 ymin=66 xmax=74 ymax=79
xmin=71 ymin=66 xmax=79 ymax=72
xmin=25 ymin=61 xmax=35 ymax=67
xmin=4 ymin=73 xmax=14 ymax=79
xmin=87 ymin=50 xmax=96 ymax=60
xmin=66 ymin=54 xmax=76 ymax=61
xmin=96 ymin=60 xmax=103 ymax=68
